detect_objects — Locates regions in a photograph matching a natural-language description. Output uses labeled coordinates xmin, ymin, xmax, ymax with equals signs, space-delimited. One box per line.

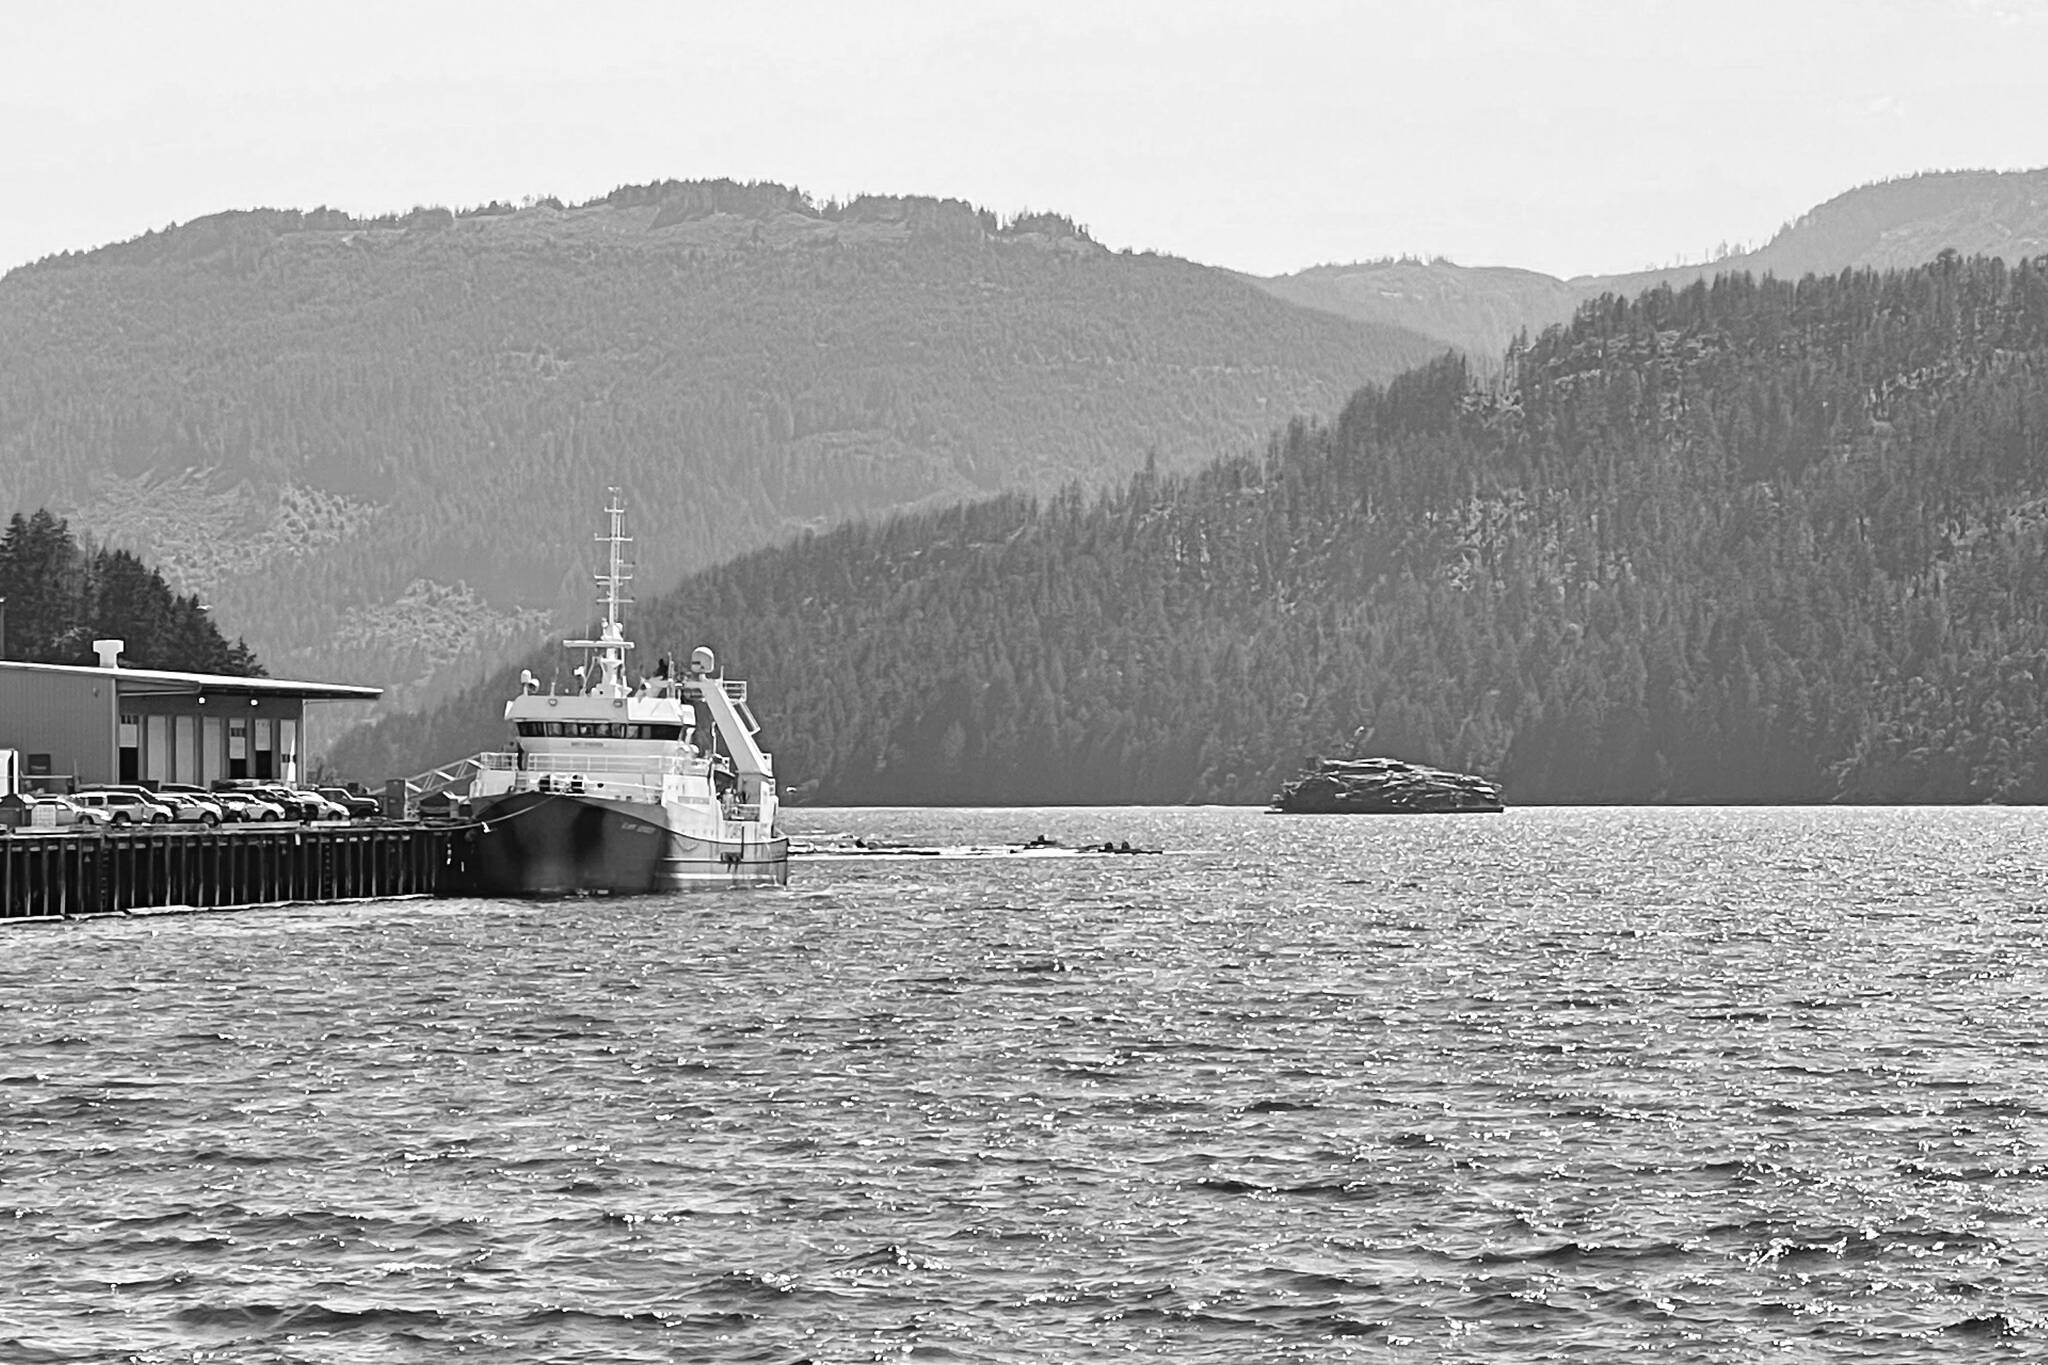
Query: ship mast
xmin=563 ymin=487 xmax=635 ymax=697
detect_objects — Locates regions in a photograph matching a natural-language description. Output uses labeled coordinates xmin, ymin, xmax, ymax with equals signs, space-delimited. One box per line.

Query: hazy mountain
xmin=1262 ymin=168 xmax=2048 ymax=359
xmin=330 ymin=253 xmax=2048 ymax=806
xmin=1592 ymin=167 xmax=2048 ymax=298
xmin=1250 ymin=258 xmax=1578 ymax=372
xmin=0 ymin=180 xmax=1438 ymax=711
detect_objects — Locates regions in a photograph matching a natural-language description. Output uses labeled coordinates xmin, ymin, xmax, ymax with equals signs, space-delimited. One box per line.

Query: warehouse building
xmin=0 ymin=639 xmax=381 ymax=792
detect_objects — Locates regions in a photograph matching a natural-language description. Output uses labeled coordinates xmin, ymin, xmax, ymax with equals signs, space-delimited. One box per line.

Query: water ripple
xmin=5 ymin=806 xmax=2048 ymax=1360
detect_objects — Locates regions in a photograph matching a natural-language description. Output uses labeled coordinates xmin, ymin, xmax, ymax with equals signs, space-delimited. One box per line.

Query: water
xmin=6 ymin=805 xmax=2048 ymax=1362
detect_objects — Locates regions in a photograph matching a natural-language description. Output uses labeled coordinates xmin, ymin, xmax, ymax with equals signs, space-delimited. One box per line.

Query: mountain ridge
xmin=1259 ymin=167 xmax=2048 ymax=361
xmin=328 ymin=252 xmax=2048 ymax=806
xmin=16 ymin=166 xmax=2048 ymax=757
xmin=0 ymin=178 xmax=1439 ymax=712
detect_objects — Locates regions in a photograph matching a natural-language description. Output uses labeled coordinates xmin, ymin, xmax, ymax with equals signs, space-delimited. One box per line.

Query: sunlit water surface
xmin=7 ymin=805 xmax=2048 ymax=1362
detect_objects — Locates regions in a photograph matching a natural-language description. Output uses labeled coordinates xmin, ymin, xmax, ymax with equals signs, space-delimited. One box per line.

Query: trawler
xmin=468 ymin=492 xmax=788 ymax=893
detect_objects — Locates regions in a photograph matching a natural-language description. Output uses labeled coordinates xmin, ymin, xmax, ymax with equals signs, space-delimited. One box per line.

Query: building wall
xmin=0 ymin=668 xmax=116 ymax=788
xmin=0 ymin=667 xmax=315 ymax=791
xmin=120 ymin=695 xmax=306 ymax=786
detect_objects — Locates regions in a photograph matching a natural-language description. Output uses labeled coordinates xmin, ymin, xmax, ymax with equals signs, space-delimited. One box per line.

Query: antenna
xmin=562 ymin=487 xmax=636 ymax=697
xmin=593 ymin=485 xmax=634 ymax=633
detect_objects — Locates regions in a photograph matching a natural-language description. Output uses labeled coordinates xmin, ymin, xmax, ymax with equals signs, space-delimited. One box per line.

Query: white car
xmin=154 ymin=784 xmax=230 ymax=822
xmin=156 ymin=793 xmax=223 ymax=826
xmin=294 ymin=790 xmax=352 ymax=821
xmin=31 ymin=795 xmax=110 ymax=827
xmin=70 ymin=791 xmax=173 ymax=825
xmin=213 ymin=791 xmax=286 ymax=822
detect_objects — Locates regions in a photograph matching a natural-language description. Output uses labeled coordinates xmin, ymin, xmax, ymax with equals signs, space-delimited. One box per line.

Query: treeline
xmin=331 ymin=253 xmax=2048 ymax=804
xmin=24 ymin=180 xmax=1100 ymax=275
xmin=0 ymin=510 xmax=263 ymax=675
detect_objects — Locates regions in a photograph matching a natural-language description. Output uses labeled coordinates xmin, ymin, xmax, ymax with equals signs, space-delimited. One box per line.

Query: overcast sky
xmin=4 ymin=0 xmax=2045 ymax=280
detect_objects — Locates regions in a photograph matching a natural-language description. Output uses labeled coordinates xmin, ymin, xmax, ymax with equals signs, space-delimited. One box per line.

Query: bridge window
xmin=514 ymin=720 xmax=684 ymax=740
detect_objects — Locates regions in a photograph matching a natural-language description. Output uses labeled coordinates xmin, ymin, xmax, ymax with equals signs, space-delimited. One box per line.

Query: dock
xmin=1 ymin=824 xmax=479 ymax=922
xmin=4 ymin=824 xmax=1170 ymax=922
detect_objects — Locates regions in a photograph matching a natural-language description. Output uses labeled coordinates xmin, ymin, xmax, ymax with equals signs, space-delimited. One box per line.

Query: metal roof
xmin=0 ymin=659 xmax=381 ymax=701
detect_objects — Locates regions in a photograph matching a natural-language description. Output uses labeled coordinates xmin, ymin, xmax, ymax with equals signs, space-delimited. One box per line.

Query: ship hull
xmin=470 ymin=790 xmax=788 ymax=896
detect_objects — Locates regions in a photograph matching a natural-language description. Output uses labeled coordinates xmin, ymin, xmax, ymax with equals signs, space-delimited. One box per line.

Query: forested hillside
xmin=1264 ymin=167 xmax=2048 ymax=362
xmin=0 ymin=180 xmax=1435 ymax=711
xmin=330 ymin=252 xmax=2048 ymax=805
xmin=0 ymin=510 xmax=262 ymax=674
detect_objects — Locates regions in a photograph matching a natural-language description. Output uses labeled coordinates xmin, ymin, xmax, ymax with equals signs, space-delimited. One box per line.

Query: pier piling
xmin=1 ymin=824 xmax=481 ymax=921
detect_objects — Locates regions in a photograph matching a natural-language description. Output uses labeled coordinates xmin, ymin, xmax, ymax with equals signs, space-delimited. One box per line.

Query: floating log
xmin=1268 ymin=756 xmax=1504 ymax=814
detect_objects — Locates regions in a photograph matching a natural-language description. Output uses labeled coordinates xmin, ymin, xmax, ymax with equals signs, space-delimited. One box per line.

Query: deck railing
xmin=466 ymin=752 xmax=764 ymax=818
xmin=480 ymin=751 xmax=705 ymax=778
xmin=472 ymin=750 xmax=723 ymax=806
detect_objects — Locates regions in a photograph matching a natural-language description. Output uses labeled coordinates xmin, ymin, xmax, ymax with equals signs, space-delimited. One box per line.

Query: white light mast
xmin=563 ymin=487 xmax=635 ymax=697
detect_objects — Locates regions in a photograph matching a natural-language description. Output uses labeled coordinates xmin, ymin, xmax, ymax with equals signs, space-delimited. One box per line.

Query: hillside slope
xmin=1592 ymin=167 xmax=2048 ymax=301
xmin=1251 ymin=258 xmax=1577 ymax=370
xmin=1263 ymin=168 xmax=2048 ymax=360
xmin=0 ymin=181 xmax=1438 ymax=709
xmin=332 ymin=252 xmax=2048 ymax=806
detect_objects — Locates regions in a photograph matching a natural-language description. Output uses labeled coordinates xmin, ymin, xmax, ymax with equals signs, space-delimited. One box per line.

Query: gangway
xmin=385 ymin=752 xmax=489 ymax=819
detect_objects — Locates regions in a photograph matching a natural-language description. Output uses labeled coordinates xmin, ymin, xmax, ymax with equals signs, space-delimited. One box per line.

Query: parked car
xmin=291 ymin=789 xmax=352 ymax=821
xmin=94 ymin=783 xmax=174 ymax=803
xmin=96 ymin=784 xmax=223 ymax=825
xmin=212 ymin=781 xmax=325 ymax=821
xmin=153 ymin=783 xmax=231 ymax=822
xmin=213 ymin=791 xmax=286 ymax=822
xmin=31 ymin=795 xmax=109 ymax=827
xmin=156 ymin=793 xmax=222 ymax=826
xmin=315 ymin=786 xmax=381 ymax=819
xmin=258 ymin=785 xmax=337 ymax=821
xmin=256 ymin=786 xmax=347 ymax=820
xmin=70 ymin=790 xmax=173 ymax=824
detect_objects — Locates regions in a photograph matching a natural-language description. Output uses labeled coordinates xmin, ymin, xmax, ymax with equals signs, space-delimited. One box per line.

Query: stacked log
xmin=1268 ymin=756 xmax=1504 ymax=814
